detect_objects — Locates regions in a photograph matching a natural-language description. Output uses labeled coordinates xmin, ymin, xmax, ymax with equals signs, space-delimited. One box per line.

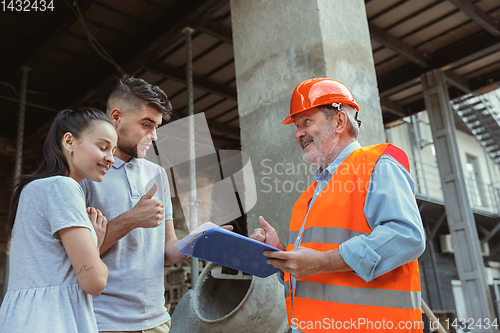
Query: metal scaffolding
xmin=452 ymin=92 xmax=500 ymax=167
xmin=2 ymin=65 xmax=30 ymax=298
xmin=183 ymin=26 xmax=199 ymax=288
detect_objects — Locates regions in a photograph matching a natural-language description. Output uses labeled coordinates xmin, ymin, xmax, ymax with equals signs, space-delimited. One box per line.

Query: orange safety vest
xmin=284 ymin=143 xmax=422 ymax=332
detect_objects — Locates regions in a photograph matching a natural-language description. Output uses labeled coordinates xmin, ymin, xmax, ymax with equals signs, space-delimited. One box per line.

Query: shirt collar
xmin=313 ymin=141 xmax=361 ymax=181
xmin=112 ymin=156 xmax=140 ymax=169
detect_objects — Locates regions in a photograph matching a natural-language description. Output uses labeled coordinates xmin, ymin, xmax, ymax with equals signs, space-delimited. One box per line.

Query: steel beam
xmin=378 ymin=31 xmax=500 ymax=96
xmin=380 ymin=97 xmax=408 ymax=118
xmin=212 ymin=105 xmax=238 ymax=121
xmin=369 ymin=22 xmax=428 ymax=68
xmin=143 ymin=60 xmax=237 ymax=101
xmin=447 ymin=0 xmax=500 ymax=37
xmin=0 ymin=95 xmax=58 ymax=113
xmin=444 ymin=70 xmax=472 ymax=94
xmin=421 ymin=69 xmax=495 ymax=332
xmin=208 ymin=119 xmax=239 ymax=139
xmin=480 ymin=221 xmax=500 ymax=245
xmin=172 ymin=100 xmax=240 ymax=139
xmin=198 ymin=20 xmax=233 ymax=44
xmin=379 ymin=79 xmax=420 ymax=98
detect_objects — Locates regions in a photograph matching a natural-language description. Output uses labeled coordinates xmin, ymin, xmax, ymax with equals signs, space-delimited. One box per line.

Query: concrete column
xmin=422 ymin=69 xmax=495 ymax=331
xmin=231 ymin=0 xmax=384 ymax=238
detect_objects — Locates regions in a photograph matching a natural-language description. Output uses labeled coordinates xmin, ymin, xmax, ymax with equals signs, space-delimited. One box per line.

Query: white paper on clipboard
xmin=175 ymin=221 xmax=220 ymax=250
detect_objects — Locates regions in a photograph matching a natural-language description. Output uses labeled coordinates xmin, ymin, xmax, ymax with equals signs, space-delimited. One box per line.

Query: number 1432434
xmin=2 ymin=0 xmax=54 ymax=12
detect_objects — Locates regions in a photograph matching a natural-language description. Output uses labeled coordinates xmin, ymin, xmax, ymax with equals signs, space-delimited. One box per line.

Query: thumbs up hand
xmin=249 ymin=216 xmax=284 ymax=250
xmin=142 ymin=182 xmax=158 ymax=200
xmin=127 ymin=183 xmax=165 ymax=229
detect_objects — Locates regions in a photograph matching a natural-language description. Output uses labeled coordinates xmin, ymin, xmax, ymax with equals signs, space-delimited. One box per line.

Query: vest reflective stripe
xmin=284 ymin=281 xmax=290 ymax=298
xmin=290 ymin=226 xmax=370 ymax=245
xmin=288 ymin=230 xmax=299 ymax=245
xmin=295 ymin=280 xmax=421 ymax=309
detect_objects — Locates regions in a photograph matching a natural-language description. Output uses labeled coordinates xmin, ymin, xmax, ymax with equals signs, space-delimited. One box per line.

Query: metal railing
xmin=408 ymin=157 xmax=500 ymax=216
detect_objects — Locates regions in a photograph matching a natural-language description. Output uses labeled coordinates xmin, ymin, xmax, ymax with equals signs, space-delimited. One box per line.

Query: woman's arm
xmin=60 ymin=227 xmax=108 ymax=296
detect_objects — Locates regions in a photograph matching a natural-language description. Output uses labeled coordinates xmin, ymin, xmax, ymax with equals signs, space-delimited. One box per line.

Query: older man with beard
xmin=251 ymin=78 xmax=426 ymax=333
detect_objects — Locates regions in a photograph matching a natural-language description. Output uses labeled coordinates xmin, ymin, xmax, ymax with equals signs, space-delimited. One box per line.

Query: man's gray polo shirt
xmin=81 ymin=157 xmax=173 ymax=331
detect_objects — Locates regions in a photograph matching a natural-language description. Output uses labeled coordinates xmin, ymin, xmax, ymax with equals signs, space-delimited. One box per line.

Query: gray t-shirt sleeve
xmin=46 ymin=177 xmax=93 ymax=239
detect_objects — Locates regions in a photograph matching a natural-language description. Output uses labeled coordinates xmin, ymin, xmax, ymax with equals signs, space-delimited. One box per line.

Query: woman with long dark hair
xmin=0 ymin=108 xmax=117 ymax=333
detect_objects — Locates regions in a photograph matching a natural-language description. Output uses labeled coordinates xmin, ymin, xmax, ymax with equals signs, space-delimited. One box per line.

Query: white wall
xmin=386 ymin=110 xmax=500 ymax=215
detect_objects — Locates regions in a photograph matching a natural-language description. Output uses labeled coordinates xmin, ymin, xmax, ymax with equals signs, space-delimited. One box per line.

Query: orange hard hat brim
xmin=282 ymin=101 xmax=360 ymax=125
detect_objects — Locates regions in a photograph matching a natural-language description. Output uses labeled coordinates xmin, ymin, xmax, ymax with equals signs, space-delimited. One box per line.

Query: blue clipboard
xmin=179 ymin=227 xmax=282 ymax=278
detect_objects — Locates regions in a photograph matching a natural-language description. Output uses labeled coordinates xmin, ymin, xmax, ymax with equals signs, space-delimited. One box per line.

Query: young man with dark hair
xmin=81 ymin=75 xmax=186 ymax=333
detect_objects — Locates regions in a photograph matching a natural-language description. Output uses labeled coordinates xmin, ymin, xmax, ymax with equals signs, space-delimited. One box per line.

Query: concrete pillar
xmin=231 ymin=0 xmax=384 ymax=238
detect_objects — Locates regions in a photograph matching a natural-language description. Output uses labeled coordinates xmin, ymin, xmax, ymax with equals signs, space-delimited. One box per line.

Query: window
xmin=466 ymin=155 xmax=484 ymax=207
xmin=412 ymin=113 xmax=433 ymax=149
xmin=451 ymin=280 xmax=468 ymax=320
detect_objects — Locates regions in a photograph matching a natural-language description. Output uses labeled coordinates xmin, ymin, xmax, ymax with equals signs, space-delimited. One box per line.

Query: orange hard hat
xmin=283 ymin=78 xmax=360 ymax=125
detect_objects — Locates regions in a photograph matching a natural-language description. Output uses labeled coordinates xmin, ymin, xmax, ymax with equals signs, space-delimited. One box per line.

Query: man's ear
xmin=62 ymin=132 xmax=74 ymax=153
xmin=335 ymin=111 xmax=348 ymax=132
xmin=109 ymin=108 xmax=123 ymax=126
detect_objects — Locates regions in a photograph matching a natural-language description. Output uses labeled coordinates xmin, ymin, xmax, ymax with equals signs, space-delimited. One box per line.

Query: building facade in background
xmin=385 ymin=89 xmax=500 ymax=322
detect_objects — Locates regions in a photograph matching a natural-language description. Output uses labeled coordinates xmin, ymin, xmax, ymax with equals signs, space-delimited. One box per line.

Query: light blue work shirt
xmin=290 ymin=141 xmax=425 ymax=332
